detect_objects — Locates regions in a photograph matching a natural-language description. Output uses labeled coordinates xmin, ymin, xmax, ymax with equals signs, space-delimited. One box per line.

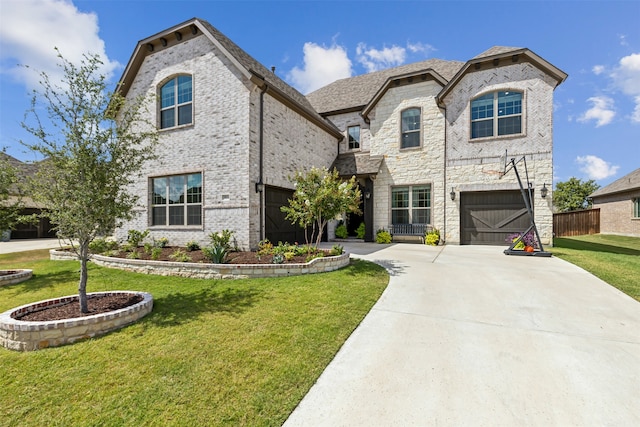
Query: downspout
xmin=258 ymin=84 xmax=267 ymax=241
xmin=441 ymin=103 xmax=448 ymax=244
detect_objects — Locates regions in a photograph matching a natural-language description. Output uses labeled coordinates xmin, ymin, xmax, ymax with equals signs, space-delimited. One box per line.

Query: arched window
xmin=471 ymin=91 xmax=522 ymax=139
xmin=401 ymin=107 xmax=421 ymax=148
xmin=160 ymin=75 xmax=192 ymax=129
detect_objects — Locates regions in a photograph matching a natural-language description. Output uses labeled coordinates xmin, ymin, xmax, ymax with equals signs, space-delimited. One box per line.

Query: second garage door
xmin=460 ymin=190 xmax=529 ymax=245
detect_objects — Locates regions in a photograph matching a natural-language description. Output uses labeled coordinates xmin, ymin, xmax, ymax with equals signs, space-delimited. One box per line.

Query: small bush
xmin=209 ymin=230 xmax=236 ymax=251
xmin=257 ymin=239 xmax=274 ymax=256
xmin=153 ymin=237 xmax=169 ymax=248
xmin=356 ymin=222 xmax=366 ymax=239
xmin=169 ymin=249 xmax=191 ymax=263
xmin=330 ymin=244 xmax=344 ymax=256
xmin=272 ymin=253 xmax=285 ymax=264
xmin=89 ymin=238 xmax=118 ymax=254
xmin=284 ymin=252 xmax=295 ymax=261
xmin=126 ymin=250 xmax=140 ymax=260
xmin=143 ymin=242 xmax=153 ymax=254
xmin=335 ymin=223 xmax=348 ymax=239
xmin=127 ymin=229 xmax=149 ymax=247
xmin=425 ymin=228 xmax=440 ymax=246
xmin=120 ymin=242 xmax=135 ymax=253
xmin=306 ymin=252 xmax=324 ymax=263
xmin=185 ymin=240 xmax=200 ymax=251
xmin=150 ymin=247 xmax=162 ymax=260
xmin=376 ymin=229 xmax=392 ymax=244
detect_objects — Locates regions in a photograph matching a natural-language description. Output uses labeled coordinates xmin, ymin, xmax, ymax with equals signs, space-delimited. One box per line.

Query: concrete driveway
xmin=284 ymin=243 xmax=640 ymax=426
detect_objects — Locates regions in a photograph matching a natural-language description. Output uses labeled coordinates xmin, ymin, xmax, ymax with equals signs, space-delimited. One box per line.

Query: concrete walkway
xmin=284 ymin=243 xmax=640 ymax=426
xmin=0 ymin=239 xmax=66 ymax=254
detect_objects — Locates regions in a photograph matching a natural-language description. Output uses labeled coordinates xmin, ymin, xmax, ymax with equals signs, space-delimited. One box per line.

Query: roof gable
xmin=589 ymin=168 xmax=640 ymax=198
xmin=117 ymin=18 xmax=341 ymax=138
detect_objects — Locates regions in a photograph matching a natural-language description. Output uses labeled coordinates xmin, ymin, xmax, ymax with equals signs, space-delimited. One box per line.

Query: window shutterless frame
xmin=160 ymin=75 xmax=193 ymax=129
xmin=391 ymin=184 xmax=431 ymax=224
xmin=470 ymin=90 xmax=523 ymax=139
xmin=347 ymin=125 xmax=360 ymax=150
xmin=400 ymin=107 xmax=421 ymax=149
xmin=151 ymin=172 xmax=202 ymax=226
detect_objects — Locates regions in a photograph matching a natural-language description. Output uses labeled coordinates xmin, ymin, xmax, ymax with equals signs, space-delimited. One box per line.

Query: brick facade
xmin=593 ymin=190 xmax=640 ymax=237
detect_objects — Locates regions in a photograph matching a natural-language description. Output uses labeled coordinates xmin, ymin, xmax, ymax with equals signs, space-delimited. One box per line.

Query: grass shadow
xmin=147 ymin=285 xmax=266 ymax=327
xmin=553 ymin=238 xmax=640 ymax=256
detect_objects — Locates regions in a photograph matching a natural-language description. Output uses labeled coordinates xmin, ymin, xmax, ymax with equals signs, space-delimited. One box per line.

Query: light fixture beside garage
xmin=255 ymin=180 xmax=264 ymax=193
xmin=541 ymin=183 xmax=548 ymax=198
xmin=450 ymin=187 xmax=456 ymax=201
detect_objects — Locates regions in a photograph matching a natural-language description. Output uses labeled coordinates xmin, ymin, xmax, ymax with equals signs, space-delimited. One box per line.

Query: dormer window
xmin=471 ymin=91 xmax=522 ymax=139
xmin=160 ymin=75 xmax=193 ymax=129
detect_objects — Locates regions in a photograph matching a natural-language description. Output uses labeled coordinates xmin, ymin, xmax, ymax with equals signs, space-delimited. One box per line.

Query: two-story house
xmin=116 ymin=17 xmax=566 ymax=249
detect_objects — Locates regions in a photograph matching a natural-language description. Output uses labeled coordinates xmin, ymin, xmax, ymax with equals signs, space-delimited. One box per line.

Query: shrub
xmin=209 ymin=230 xmax=236 ymax=251
xmin=127 ymin=229 xmax=149 ymax=247
xmin=143 ymin=242 xmax=153 ymax=254
xmin=126 ymin=250 xmax=140 ymax=259
xmin=272 ymin=253 xmax=285 ymax=264
xmin=153 ymin=237 xmax=169 ymax=248
xmin=284 ymin=252 xmax=295 ymax=261
xmin=150 ymin=247 xmax=162 ymax=260
xmin=376 ymin=229 xmax=392 ymax=244
xmin=89 ymin=238 xmax=118 ymax=254
xmin=185 ymin=240 xmax=201 ymax=251
xmin=356 ymin=222 xmax=366 ymax=239
xmin=203 ymin=244 xmax=228 ymax=264
xmin=330 ymin=244 xmax=344 ymax=256
xmin=425 ymin=228 xmax=440 ymax=246
xmin=306 ymin=252 xmax=324 ymax=263
xmin=257 ymin=239 xmax=274 ymax=256
xmin=335 ymin=223 xmax=348 ymax=239
xmin=169 ymin=249 xmax=191 ymax=263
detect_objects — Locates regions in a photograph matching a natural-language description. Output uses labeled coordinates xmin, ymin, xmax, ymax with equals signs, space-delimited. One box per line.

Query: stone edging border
xmin=50 ymin=249 xmax=350 ymax=279
xmin=0 ymin=291 xmax=153 ymax=351
xmin=0 ymin=269 xmax=33 ymax=286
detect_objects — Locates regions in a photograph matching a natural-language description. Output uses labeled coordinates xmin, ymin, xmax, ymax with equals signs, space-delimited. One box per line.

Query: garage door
xmin=265 ymin=186 xmax=306 ymax=244
xmin=460 ymin=190 xmax=529 ymax=245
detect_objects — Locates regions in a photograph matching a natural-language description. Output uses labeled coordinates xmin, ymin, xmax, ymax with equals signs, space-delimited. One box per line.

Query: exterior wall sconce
xmin=364 ymin=191 xmax=371 ymax=199
xmin=541 ymin=183 xmax=548 ymax=198
xmin=255 ymin=181 xmax=264 ymax=193
xmin=450 ymin=187 xmax=456 ymax=201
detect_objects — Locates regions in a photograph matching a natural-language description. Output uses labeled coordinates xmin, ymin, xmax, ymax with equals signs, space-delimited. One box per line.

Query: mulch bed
xmin=0 ymin=270 xmax=19 ymax=276
xmin=16 ymin=294 xmax=143 ymax=322
xmin=108 ymin=247 xmax=325 ymax=264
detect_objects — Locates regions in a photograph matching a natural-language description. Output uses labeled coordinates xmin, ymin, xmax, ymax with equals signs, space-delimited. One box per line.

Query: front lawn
xmin=551 ymin=234 xmax=640 ymax=302
xmin=0 ymin=249 xmax=388 ymax=426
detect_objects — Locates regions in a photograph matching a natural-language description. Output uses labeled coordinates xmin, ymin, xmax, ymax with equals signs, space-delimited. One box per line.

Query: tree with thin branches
xmin=21 ymin=50 xmax=158 ymax=313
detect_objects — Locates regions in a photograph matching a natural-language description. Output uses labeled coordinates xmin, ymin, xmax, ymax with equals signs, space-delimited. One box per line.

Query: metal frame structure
xmin=501 ymin=153 xmax=551 ymax=257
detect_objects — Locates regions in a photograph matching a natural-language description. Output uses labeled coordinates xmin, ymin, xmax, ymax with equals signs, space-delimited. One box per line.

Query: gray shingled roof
xmin=331 ymin=152 xmax=384 ymax=177
xmin=589 ymin=168 xmax=640 ymax=198
xmin=306 ymin=58 xmax=464 ymax=115
xmin=473 ymin=46 xmax=524 ymax=59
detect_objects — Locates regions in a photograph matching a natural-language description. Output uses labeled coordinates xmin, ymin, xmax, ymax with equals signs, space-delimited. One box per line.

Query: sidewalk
xmin=0 ymin=239 xmax=66 ymax=254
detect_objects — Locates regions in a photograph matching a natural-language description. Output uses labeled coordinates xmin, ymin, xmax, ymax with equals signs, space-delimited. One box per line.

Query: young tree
xmin=21 ymin=50 xmax=158 ymax=313
xmin=281 ymin=167 xmax=361 ymax=247
xmin=0 ymin=151 xmax=22 ymax=234
xmin=553 ymin=177 xmax=600 ymax=212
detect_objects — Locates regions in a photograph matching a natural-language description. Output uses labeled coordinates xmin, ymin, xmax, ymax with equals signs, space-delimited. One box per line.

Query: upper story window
xmin=151 ymin=172 xmax=202 ymax=226
xmin=348 ymin=125 xmax=360 ymax=150
xmin=401 ymin=108 xmax=421 ymax=149
xmin=160 ymin=75 xmax=193 ymax=129
xmin=471 ymin=91 xmax=522 ymax=139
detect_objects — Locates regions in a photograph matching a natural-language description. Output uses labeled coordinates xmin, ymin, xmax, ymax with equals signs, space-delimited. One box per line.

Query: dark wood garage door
xmin=265 ymin=186 xmax=306 ymax=244
xmin=460 ymin=190 xmax=529 ymax=245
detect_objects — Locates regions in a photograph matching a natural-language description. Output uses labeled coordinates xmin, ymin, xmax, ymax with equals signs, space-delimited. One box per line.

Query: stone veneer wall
xmin=328 ymin=111 xmax=371 ymax=153
xmin=442 ymin=62 xmax=557 ymax=245
xmin=593 ymin=190 xmax=640 ymax=237
xmin=367 ymin=80 xmax=446 ymax=234
xmin=50 ymin=249 xmax=350 ymax=279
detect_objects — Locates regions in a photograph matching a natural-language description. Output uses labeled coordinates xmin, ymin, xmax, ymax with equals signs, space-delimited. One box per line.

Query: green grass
xmin=0 ymin=250 xmax=388 ymax=426
xmin=551 ymin=234 xmax=640 ymax=302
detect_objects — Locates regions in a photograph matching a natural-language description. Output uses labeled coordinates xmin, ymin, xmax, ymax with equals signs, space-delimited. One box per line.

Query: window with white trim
xmin=471 ymin=91 xmax=522 ymax=139
xmin=348 ymin=125 xmax=360 ymax=150
xmin=160 ymin=75 xmax=193 ymax=129
xmin=401 ymin=108 xmax=421 ymax=148
xmin=151 ymin=173 xmax=202 ymax=226
xmin=391 ymin=185 xmax=431 ymax=224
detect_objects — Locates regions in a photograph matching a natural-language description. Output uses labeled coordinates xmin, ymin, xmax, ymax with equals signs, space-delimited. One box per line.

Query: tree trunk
xmin=78 ymin=241 xmax=90 ymax=313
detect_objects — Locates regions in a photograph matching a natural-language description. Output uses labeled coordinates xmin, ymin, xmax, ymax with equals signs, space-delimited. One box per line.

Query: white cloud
xmin=0 ymin=0 xmax=119 ymax=90
xmin=618 ymin=34 xmax=628 ymax=46
xmin=592 ymin=65 xmax=605 ymax=75
xmin=610 ymin=52 xmax=640 ymax=122
xmin=406 ymin=41 xmax=436 ymax=55
xmin=356 ymin=43 xmax=406 ymax=73
xmin=576 ymin=155 xmax=620 ymax=180
xmin=287 ymin=42 xmax=352 ymax=94
xmin=578 ymin=96 xmax=616 ymax=127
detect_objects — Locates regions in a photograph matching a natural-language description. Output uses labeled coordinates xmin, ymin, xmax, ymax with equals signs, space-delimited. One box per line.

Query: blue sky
xmin=1 ymin=0 xmax=638 ymax=187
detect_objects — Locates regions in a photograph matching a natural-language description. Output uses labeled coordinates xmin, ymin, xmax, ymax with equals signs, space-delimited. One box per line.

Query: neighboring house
xmin=116 ymin=17 xmax=567 ymax=249
xmin=589 ymin=168 xmax=640 ymax=237
xmin=0 ymin=153 xmax=56 ymax=239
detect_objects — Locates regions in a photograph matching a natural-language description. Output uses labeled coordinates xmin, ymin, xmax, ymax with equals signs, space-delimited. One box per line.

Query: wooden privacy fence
xmin=553 ymin=208 xmax=600 ymax=237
